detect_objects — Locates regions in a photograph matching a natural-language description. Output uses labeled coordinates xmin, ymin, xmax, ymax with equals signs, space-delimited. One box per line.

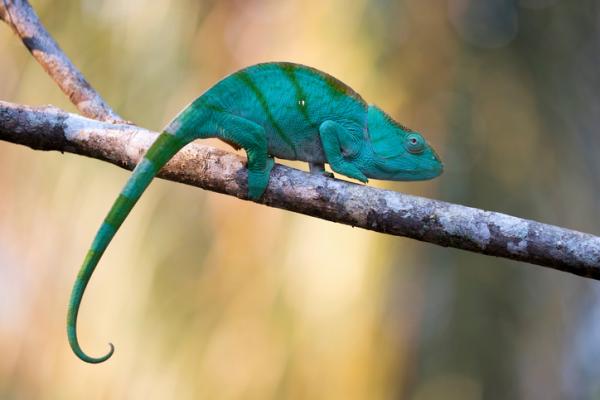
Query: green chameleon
xmin=68 ymin=62 xmax=443 ymax=363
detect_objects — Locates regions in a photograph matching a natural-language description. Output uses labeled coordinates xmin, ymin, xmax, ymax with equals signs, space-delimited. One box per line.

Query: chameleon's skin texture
xmin=67 ymin=62 xmax=443 ymax=363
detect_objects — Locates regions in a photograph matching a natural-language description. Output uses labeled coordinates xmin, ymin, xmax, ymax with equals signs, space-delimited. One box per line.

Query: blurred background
xmin=1 ymin=0 xmax=599 ymax=398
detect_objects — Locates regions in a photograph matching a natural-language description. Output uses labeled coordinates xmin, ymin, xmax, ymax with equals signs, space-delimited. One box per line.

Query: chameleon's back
xmin=200 ymin=62 xmax=368 ymax=162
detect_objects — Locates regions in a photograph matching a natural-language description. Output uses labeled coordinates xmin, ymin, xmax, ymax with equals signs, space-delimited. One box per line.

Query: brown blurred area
xmin=1 ymin=0 xmax=600 ymax=399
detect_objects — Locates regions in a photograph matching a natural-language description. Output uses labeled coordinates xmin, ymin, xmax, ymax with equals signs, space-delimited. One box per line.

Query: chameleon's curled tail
xmin=67 ymin=131 xmax=189 ymax=363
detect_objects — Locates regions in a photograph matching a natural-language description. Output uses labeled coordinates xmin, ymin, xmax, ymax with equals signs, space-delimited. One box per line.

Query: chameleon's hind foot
xmin=247 ymin=157 xmax=275 ymax=200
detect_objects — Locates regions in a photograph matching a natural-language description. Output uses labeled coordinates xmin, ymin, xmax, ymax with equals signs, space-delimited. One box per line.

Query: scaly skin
xmin=67 ymin=62 xmax=443 ymax=363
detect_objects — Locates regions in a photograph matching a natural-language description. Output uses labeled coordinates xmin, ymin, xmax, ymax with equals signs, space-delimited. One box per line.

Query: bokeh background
xmin=1 ymin=0 xmax=600 ymax=398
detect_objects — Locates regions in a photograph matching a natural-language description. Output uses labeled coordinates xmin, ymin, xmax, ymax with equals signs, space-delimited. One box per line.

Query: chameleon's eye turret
xmin=405 ymin=133 xmax=425 ymax=154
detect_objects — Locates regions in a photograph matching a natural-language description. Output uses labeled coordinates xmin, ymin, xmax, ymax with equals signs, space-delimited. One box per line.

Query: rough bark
xmin=2 ymin=100 xmax=600 ymax=280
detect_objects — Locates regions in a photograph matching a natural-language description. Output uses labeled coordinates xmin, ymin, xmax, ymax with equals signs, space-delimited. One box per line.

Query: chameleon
xmin=67 ymin=62 xmax=443 ymax=363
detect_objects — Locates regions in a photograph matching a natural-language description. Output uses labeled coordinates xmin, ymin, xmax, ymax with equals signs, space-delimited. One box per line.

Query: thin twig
xmin=1 ymin=100 xmax=599 ymax=280
xmin=0 ymin=0 xmax=123 ymax=122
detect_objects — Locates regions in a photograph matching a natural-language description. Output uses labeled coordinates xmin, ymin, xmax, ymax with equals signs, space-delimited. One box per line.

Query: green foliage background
xmin=1 ymin=0 xmax=599 ymax=399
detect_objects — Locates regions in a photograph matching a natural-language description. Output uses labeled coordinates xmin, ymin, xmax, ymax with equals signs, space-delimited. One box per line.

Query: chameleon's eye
xmin=405 ymin=133 xmax=425 ymax=154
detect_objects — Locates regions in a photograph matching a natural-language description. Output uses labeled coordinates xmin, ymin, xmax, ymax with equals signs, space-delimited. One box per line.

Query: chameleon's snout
xmin=427 ymin=150 xmax=444 ymax=177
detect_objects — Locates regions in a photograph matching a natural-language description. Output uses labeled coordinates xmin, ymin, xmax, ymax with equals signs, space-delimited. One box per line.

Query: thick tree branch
xmin=0 ymin=0 xmax=123 ymax=122
xmin=2 ymin=100 xmax=600 ymax=280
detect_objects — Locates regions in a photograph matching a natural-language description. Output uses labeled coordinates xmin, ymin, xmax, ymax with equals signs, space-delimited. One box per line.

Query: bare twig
xmin=0 ymin=0 xmax=123 ymax=122
xmin=1 ymin=100 xmax=599 ymax=280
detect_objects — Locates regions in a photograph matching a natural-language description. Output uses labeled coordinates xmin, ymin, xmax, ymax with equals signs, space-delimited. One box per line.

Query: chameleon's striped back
xmin=200 ymin=62 xmax=368 ymax=162
xmin=67 ymin=131 xmax=187 ymax=363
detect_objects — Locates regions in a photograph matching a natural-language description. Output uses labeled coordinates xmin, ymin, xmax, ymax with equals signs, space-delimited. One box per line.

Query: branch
xmin=0 ymin=0 xmax=124 ymax=122
xmin=1 ymin=1 xmax=599 ymax=281
xmin=2 ymin=100 xmax=600 ymax=280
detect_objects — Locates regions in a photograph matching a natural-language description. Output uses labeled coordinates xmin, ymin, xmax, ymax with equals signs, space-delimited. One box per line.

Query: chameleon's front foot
xmin=247 ymin=157 xmax=275 ymax=200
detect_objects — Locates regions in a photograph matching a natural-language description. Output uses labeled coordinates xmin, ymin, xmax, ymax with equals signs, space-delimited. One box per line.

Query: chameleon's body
xmin=68 ymin=62 xmax=443 ymax=363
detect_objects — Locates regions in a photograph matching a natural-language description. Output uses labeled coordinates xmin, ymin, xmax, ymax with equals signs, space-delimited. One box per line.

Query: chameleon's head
xmin=359 ymin=105 xmax=443 ymax=181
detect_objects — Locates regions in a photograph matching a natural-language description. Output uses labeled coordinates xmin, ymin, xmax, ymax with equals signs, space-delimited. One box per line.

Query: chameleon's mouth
xmin=367 ymin=153 xmax=443 ymax=181
xmin=391 ymin=166 xmax=443 ymax=181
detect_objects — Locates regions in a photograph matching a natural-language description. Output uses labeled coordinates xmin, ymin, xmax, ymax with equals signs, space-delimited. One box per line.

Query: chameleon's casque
xmin=67 ymin=62 xmax=443 ymax=363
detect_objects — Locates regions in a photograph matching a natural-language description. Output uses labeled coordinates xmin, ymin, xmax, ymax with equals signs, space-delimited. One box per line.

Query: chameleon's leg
xmin=309 ymin=162 xmax=334 ymax=178
xmin=319 ymin=120 xmax=368 ymax=183
xmin=216 ymin=114 xmax=274 ymax=200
